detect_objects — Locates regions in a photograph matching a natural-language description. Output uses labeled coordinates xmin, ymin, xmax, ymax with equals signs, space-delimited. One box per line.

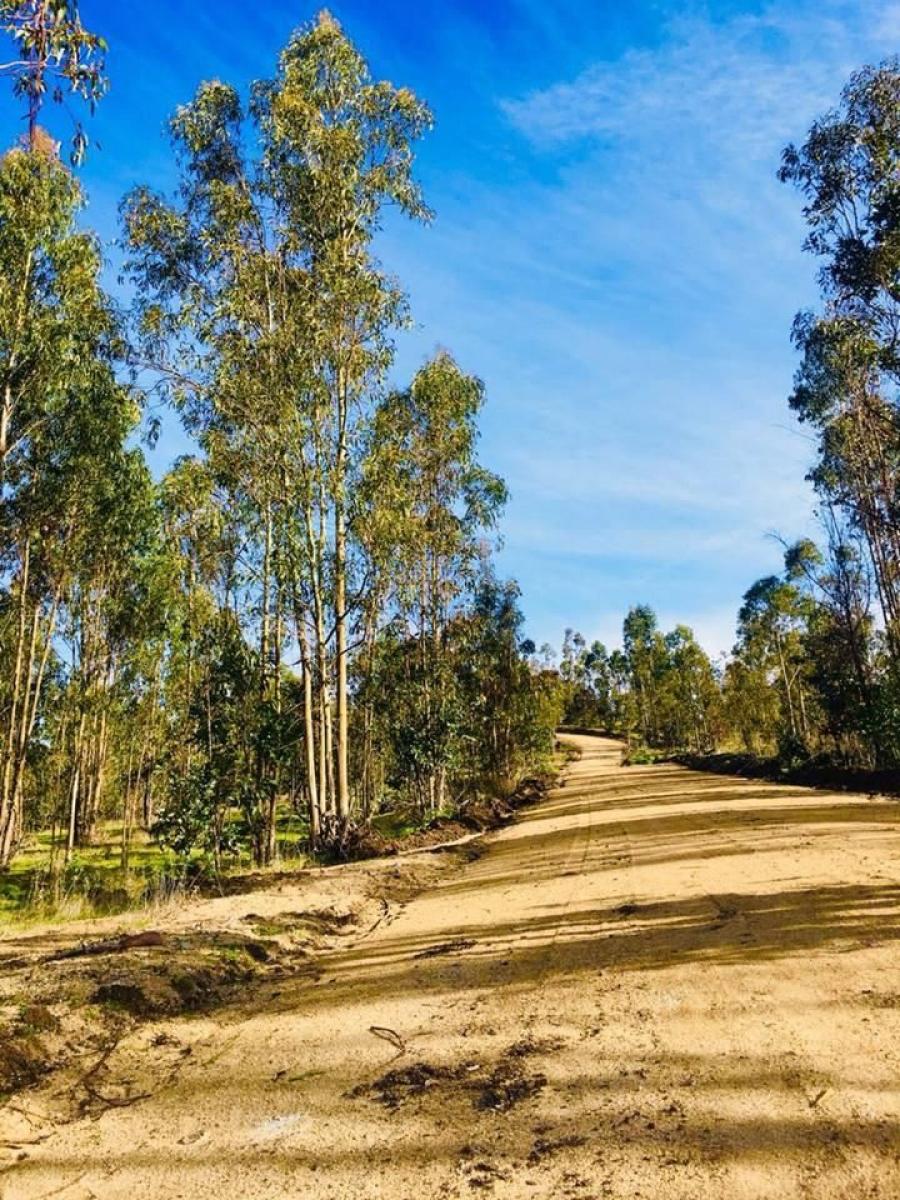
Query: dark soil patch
xmin=474 ymin=1062 xmax=547 ymax=1112
xmin=463 ymin=1161 xmax=511 ymax=1189
xmin=505 ymin=1035 xmax=564 ymax=1058
xmin=347 ymin=1061 xmax=466 ymax=1108
xmin=526 ymin=1134 xmax=587 ymax=1165
xmin=0 ymin=1035 xmax=52 ymax=1092
xmin=414 ymin=938 xmax=476 ymax=960
xmin=92 ymin=952 xmax=257 ymax=1017
xmin=859 ymin=989 xmax=900 ymax=1009
xmin=92 ymin=978 xmax=177 ymax=1017
xmin=351 ymin=1039 xmax=555 ymax=1114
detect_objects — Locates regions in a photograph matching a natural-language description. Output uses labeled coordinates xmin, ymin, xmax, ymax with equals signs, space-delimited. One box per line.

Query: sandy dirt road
xmin=6 ymin=735 xmax=900 ymax=1199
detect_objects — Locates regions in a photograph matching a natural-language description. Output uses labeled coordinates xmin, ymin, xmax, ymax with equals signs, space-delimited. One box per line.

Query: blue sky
xmin=8 ymin=0 xmax=900 ymax=655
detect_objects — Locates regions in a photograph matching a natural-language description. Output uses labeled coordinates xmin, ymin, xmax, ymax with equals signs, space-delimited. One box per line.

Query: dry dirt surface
xmin=3 ymin=734 xmax=900 ymax=1199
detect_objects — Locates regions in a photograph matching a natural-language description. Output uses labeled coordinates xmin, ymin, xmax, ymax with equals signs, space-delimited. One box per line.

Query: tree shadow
xmin=11 ymin=1044 xmax=899 ymax=1190
xmin=7 ymin=744 xmax=900 ymax=1193
xmin=261 ymin=879 xmax=900 ymax=1017
xmin=246 ymin=749 xmax=900 ymax=1015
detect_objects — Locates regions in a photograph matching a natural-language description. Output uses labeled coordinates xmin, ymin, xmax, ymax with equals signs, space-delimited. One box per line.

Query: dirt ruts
xmin=2 ymin=735 xmax=899 ymax=1199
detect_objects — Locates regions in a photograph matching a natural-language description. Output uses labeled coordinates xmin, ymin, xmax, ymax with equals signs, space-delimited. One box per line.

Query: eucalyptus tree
xmin=583 ymin=642 xmax=613 ymax=722
xmin=149 ymin=461 xmax=234 ymax=864
xmin=124 ymin=13 xmax=432 ymax=840
xmin=735 ymin=573 xmax=814 ymax=756
xmin=0 ymin=255 xmax=137 ymax=864
xmin=780 ymin=61 xmax=900 ymax=661
xmin=722 ymin=654 xmax=781 ymax=755
xmin=657 ymin=625 xmax=720 ymax=752
xmin=558 ymin=631 xmax=615 ymax=727
xmin=0 ymin=0 xmax=120 ymax=864
xmin=256 ymin=12 xmax=432 ymax=822
xmin=560 ymin=628 xmax=587 ymax=684
xmin=122 ymin=79 xmax=315 ymax=861
xmin=158 ymin=459 xmax=231 ymax=767
xmin=361 ymin=352 xmax=506 ymax=810
xmin=622 ymin=605 xmax=668 ymax=743
xmin=112 ymin=528 xmax=174 ymax=865
xmin=726 ymin=531 xmax=885 ymax=763
xmin=0 ymin=0 xmax=106 ymax=159
xmin=60 ymin=442 xmax=160 ymax=852
xmin=461 ymin=575 xmax=558 ymax=792
xmin=781 ymin=530 xmax=890 ymax=763
xmin=0 ymin=7 xmax=130 ymax=863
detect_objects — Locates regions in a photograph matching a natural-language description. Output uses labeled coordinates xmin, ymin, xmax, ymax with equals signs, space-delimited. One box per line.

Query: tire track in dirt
xmin=5 ymin=735 xmax=900 ymax=1200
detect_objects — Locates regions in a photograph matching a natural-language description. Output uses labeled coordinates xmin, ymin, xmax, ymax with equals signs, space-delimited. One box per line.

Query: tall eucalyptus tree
xmin=0 ymin=0 xmax=106 ymax=158
xmin=781 ymin=61 xmax=900 ymax=661
xmin=123 ymin=12 xmax=432 ymax=845
xmin=0 ymin=0 xmax=128 ymax=865
xmin=256 ymin=13 xmax=432 ymax=822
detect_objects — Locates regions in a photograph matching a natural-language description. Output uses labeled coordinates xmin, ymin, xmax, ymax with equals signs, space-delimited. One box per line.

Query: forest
xmin=1 ymin=7 xmax=899 ymax=1200
xmin=0 ymin=3 xmax=564 ymax=913
xmin=0 ymin=3 xmax=899 ymax=921
xmin=559 ymin=62 xmax=900 ymax=774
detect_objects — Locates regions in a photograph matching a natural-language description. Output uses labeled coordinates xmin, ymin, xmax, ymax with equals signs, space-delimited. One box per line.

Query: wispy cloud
xmin=400 ymin=1 xmax=897 ymax=654
xmin=501 ymin=8 xmax=854 ymax=152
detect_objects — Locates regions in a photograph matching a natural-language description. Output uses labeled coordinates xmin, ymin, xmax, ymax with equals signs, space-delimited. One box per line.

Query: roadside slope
xmin=5 ymin=735 xmax=900 ymax=1199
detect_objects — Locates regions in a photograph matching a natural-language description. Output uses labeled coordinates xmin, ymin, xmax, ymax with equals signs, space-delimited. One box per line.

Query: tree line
xmin=0 ymin=4 xmax=562 ymax=876
xmin=559 ymin=62 xmax=900 ymax=771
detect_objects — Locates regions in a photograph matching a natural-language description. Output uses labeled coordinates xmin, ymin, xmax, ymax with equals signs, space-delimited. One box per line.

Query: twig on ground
xmin=45 ymin=931 xmax=165 ymax=964
xmin=369 ymin=1025 xmax=406 ymax=1054
xmin=81 ymin=1082 xmax=151 ymax=1114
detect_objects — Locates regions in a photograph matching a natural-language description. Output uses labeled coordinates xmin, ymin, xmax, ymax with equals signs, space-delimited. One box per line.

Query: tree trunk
xmin=297 ymin=612 xmax=321 ymax=844
xmin=334 ymin=379 xmax=350 ymax=823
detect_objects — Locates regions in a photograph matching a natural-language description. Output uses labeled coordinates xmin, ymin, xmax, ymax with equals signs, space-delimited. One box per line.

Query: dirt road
xmin=6 ymin=735 xmax=900 ymax=1199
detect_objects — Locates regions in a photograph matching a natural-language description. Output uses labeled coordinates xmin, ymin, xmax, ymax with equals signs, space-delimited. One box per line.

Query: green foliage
xmin=0 ymin=1 xmax=107 ymax=162
xmin=623 ymin=745 xmax=669 ymax=766
xmin=0 ymin=136 xmax=148 ymax=867
xmin=363 ymin=572 xmax=562 ymax=811
xmin=774 ymin=58 xmax=900 ymax=768
xmin=558 ymin=609 xmax=721 ymax=753
xmin=0 ymin=12 xmax=553 ymax=901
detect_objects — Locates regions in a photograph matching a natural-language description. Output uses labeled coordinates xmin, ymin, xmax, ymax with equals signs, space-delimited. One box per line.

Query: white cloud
xmin=385 ymin=1 xmax=898 ymax=655
xmin=501 ymin=5 xmax=877 ymax=154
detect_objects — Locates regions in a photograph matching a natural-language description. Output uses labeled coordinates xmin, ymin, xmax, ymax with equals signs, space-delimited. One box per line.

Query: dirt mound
xmin=90 ymin=952 xmax=259 ymax=1017
xmin=0 ymin=852 xmax=451 ymax=1107
xmin=0 ymin=1034 xmax=52 ymax=1092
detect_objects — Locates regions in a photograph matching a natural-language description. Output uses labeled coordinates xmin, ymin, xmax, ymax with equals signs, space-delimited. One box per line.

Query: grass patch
xmin=370 ymin=805 xmax=455 ymax=841
xmin=623 ymin=744 xmax=671 ymax=766
xmin=0 ymin=804 xmax=319 ymax=926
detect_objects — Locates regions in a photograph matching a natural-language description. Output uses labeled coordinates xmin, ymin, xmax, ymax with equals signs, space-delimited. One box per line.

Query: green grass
xmin=370 ymin=804 xmax=455 ymax=840
xmin=0 ymin=829 xmax=183 ymax=924
xmin=622 ymin=744 xmax=672 ymax=766
xmin=249 ymin=919 xmax=287 ymax=937
xmin=0 ymin=808 xmax=314 ymax=926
